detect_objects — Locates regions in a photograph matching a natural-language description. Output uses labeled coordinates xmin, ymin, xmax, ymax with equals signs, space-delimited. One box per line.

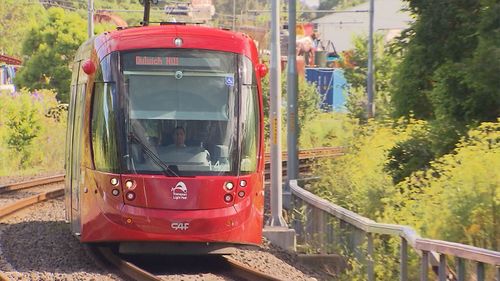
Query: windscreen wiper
xmin=128 ymin=132 xmax=179 ymax=177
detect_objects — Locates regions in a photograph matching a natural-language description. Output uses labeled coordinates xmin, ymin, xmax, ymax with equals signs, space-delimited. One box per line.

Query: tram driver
xmin=162 ymin=126 xmax=211 ymax=169
xmin=167 ymin=126 xmax=187 ymax=149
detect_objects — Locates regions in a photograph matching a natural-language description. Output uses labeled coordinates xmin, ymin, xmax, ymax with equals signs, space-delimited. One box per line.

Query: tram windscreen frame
xmin=118 ymin=49 xmax=259 ymax=176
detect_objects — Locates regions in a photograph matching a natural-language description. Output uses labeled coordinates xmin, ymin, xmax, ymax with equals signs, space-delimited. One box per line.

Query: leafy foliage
xmin=385 ymin=121 xmax=433 ymax=184
xmin=392 ymin=0 xmax=499 ymax=125
xmin=299 ymin=113 xmax=357 ymax=148
xmin=385 ymin=121 xmax=500 ymax=250
xmin=261 ymin=71 xmax=321 ymax=147
xmin=14 ymin=8 xmax=87 ymax=103
xmin=310 ymin=119 xmax=430 ymax=218
xmin=0 ymin=1 xmax=47 ymax=57
xmin=0 ymin=89 xmax=66 ymax=173
xmin=341 ymin=34 xmax=399 ymax=121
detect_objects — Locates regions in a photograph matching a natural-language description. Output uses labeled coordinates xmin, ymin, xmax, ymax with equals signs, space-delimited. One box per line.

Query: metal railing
xmin=289 ymin=180 xmax=500 ymax=281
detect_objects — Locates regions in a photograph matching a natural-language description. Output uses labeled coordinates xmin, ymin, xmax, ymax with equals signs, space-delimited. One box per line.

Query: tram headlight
xmin=125 ymin=180 xmax=135 ymax=190
xmin=238 ymin=191 xmax=245 ymax=198
xmin=110 ymin=178 xmax=119 ymax=186
xmin=126 ymin=192 xmax=136 ymax=201
xmin=239 ymin=180 xmax=247 ymax=187
xmin=225 ymin=182 xmax=234 ymax=191
xmin=111 ymin=189 xmax=120 ymax=196
xmin=224 ymin=194 xmax=233 ymax=203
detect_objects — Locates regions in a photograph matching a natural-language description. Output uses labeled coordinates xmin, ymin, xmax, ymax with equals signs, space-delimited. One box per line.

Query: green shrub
xmin=385 ymin=124 xmax=434 ymax=184
xmin=299 ymin=112 xmax=357 ymax=148
xmin=0 ymin=89 xmax=66 ymax=174
xmin=385 ymin=121 xmax=500 ymax=250
xmin=310 ymin=119 xmax=429 ymax=218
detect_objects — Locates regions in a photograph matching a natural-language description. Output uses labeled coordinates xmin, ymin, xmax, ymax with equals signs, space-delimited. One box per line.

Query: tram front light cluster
xmin=224 ymin=182 xmax=234 ymax=191
xmin=224 ymin=194 xmax=233 ymax=203
xmin=126 ymin=191 xmax=136 ymax=201
xmin=125 ymin=180 xmax=136 ymax=190
xmin=110 ymin=178 xmax=119 ymax=186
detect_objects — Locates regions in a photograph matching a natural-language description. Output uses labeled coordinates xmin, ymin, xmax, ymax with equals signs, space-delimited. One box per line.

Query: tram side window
xmin=91 ymin=82 xmax=119 ymax=172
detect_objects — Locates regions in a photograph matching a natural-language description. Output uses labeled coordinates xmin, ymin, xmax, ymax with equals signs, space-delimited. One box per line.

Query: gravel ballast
xmin=0 ymin=178 xmax=331 ymax=280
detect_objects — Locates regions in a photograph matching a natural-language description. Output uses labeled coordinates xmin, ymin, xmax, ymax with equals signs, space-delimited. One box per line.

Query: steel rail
xmin=0 ymin=175 xmax=64 ymax=194
xmin=264 ymin=146 xmax=344 ymax=160
xmin=90 ymin=246 xmax=162 ymax=281
xmin=0 ymin=147 xmax=342 ymax=280
xmin=88 ymin=245 xmax=287 ymax=281
xmin=223 ymin=256 xmax=286 ymax=281
xmin=0 ymin=188 xmax=64 ymax=219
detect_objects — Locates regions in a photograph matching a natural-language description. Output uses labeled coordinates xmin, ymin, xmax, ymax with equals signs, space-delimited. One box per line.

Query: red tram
xmin=64 ymin=23 xmax=268 ymax=254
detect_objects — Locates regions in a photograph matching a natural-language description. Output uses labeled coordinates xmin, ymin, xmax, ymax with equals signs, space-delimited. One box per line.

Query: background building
xmin=313 ymin=0 xmax=412 ymax=52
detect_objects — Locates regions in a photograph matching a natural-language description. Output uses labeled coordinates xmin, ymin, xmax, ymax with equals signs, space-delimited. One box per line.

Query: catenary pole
xmin=269 ymin=0 xmax=287 ymax=227
xmin=232 ymin=0 xmax=236 ymax=30
xmin=367 ymin=0 xmax=375 ymax=118
xmin=87 ymin=0 xmax=94 ymax=38
xmin=286 ymin=0 xmax=298 ymax=193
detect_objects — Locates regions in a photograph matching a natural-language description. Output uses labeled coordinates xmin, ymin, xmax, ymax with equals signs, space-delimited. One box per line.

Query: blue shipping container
xmin=305 ymin=67 xmax=346 ymax=112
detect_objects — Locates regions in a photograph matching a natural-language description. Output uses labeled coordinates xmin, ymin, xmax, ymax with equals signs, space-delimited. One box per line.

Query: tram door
xmin=65 ymin=61 xmax=86 ymax=235
xmin=70 ymin=83 xmax=86 ymax=234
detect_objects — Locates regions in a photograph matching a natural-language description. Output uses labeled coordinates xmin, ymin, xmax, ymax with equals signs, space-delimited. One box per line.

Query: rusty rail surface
xmin=88 ymin=246 xmax=162 ymax=281
xmin=224 ymin=256 xmax=285 ymax=281
xmin=0 ymin=188 xmax=64 ymax=219
xmin=264 ymin=146 xmax=344 ymax=161
xmin=87 ymin=245 xmax=286 ymax=281
xmin=0 ymin=175 xmax=65 ymax=194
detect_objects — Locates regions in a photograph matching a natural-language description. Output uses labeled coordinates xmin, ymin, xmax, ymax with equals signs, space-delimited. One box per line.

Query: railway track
xmin=87 ymin=246 xmax=284 ymax=281
xmin=0 ymin=178 xmax=291 ymax=281
xmin=0 ymin=147 xmax=342 ymax=281
xmin=0 ymin=176 xmax=64 ymax=219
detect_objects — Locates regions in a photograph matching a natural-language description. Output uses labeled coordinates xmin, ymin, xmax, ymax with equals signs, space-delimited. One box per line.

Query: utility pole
xmin=367 ymin=0 xmax=375 ymax=118
xmin=232 ymin=0 xmax=236 ymax=30
xmin=142 ymin=0 xmax=151 ymax=26
xmin=286 ymin=0 xmax=298 ymax=198
xmin=268 ymin=0 xmax=287 ymax=227
xmin=87 ymin=0 xmax=94 ymax=38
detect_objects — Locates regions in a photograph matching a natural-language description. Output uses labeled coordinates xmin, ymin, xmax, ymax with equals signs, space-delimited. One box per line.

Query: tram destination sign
xmin=133 ymin=56 xmax=221 ymax=68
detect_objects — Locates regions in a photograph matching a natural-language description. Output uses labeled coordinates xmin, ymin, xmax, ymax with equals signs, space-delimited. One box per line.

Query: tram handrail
xmin=289 ymin=180 xmax=500 ymax=280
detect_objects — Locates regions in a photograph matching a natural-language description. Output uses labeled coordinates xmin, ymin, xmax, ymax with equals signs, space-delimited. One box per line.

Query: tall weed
xmin=386 ymin=121 xmax=499 ymax=251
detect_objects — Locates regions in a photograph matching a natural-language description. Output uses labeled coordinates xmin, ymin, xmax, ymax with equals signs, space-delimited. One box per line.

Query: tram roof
xmin=93 ymin=24 xmax=258 ymax=60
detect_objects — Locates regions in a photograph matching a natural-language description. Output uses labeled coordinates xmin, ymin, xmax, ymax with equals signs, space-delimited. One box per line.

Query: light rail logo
xmin=172 ymin=181 xmax=188 ymax=200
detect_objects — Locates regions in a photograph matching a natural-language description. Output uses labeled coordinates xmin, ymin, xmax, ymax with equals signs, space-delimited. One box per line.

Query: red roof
xmin=0 ymin=54 xmax=22 ymax=65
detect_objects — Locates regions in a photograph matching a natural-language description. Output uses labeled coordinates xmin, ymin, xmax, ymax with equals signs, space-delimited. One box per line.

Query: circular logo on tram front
xmin=171 ymin=181 xmax=188 ymax=200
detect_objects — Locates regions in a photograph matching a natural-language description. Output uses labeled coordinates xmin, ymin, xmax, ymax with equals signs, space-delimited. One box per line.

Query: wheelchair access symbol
xmin=225 ymin=76 xmax=234 ymax=86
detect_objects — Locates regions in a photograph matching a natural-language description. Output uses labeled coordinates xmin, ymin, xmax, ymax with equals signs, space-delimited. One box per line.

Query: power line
xmin=247 ymin=9 xmax=369 ymax=14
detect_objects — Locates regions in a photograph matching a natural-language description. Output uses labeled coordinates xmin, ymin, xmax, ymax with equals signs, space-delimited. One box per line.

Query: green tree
xmin=391 ymin=0 xmax=500 ymax=158
xmin=392 ymin=0 xmax=499 ymax=125
xmin=392 ymin=0 xmax=481 ymax=120
xmin=261 ymin=71 xmax=321 ymax=146
xmin=0 ymin=1 xmax=47 ymax=57
xmin=464 ymin=0 xmax=500 ymax=122
xmin=342 ymin=34 xmax=399 ymax=121
xmin=15 ymin=8 xmax=87 ymax=103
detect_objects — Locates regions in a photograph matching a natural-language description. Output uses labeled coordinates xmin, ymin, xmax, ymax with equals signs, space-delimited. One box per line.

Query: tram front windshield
xmin=120 ymin=49 xmax=257 ymax=176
